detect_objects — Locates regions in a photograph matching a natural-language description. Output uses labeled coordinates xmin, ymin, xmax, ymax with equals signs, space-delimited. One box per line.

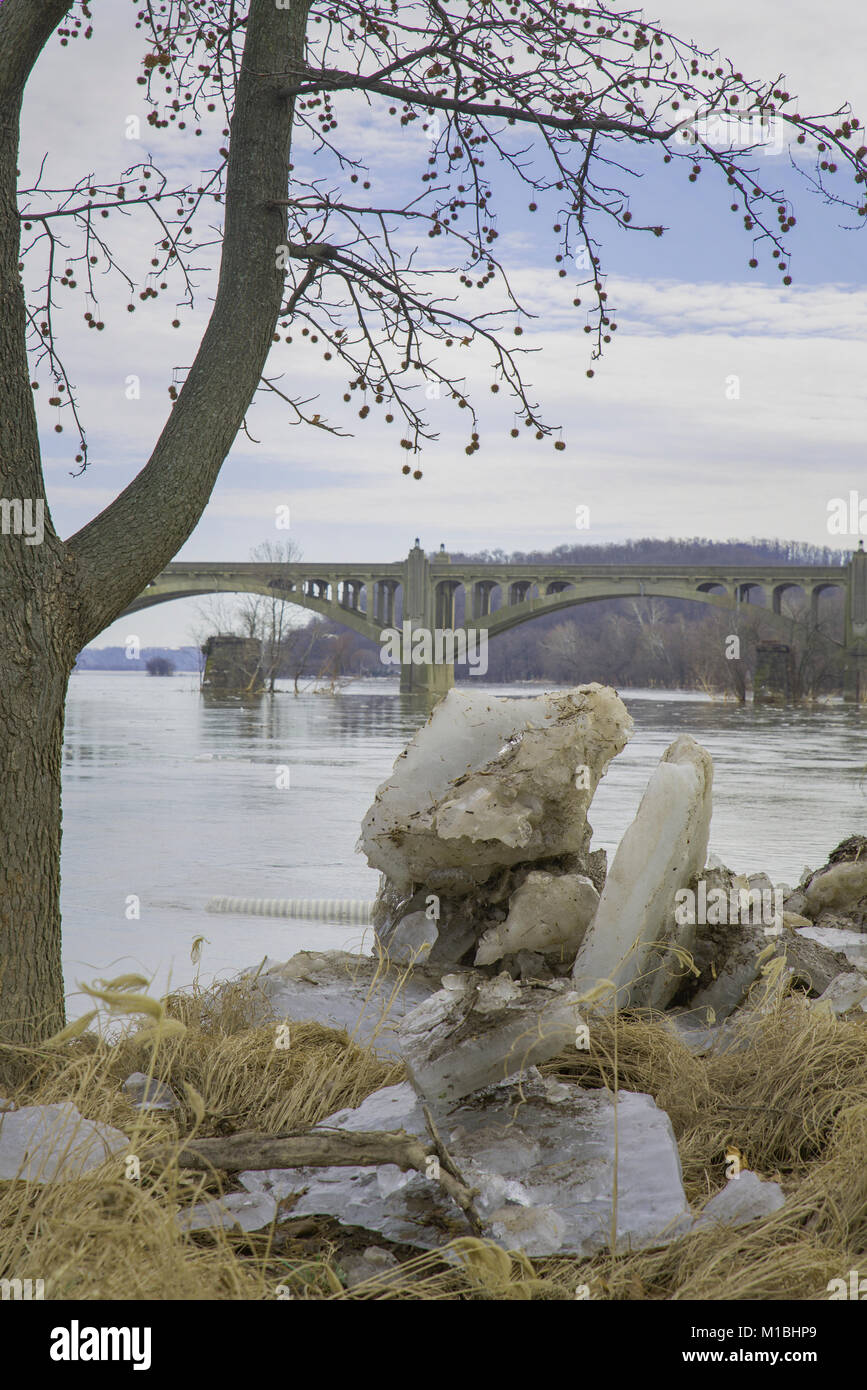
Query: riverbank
xmin=9 ymin=681 xmax=860 ymax=1299
xmin=2 ymin=959 xmax=865 ymax=1300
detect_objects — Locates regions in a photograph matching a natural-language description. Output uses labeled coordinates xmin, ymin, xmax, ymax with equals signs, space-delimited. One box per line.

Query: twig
xmin=422 ymin=1103 xmax=484 ymax=1237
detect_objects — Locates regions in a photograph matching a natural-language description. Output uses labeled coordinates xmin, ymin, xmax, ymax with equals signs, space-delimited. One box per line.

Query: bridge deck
xmin=146 ymin=560 xmax=847 ymax=581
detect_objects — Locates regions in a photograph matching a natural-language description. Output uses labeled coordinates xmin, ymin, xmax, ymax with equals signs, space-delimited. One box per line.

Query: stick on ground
xmin=166 ymin=1127 xmax=482 ymax=1232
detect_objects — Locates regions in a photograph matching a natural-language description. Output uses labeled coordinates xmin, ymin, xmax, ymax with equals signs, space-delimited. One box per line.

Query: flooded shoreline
xmin=60 ymin=675 xmax=866 ymax=1013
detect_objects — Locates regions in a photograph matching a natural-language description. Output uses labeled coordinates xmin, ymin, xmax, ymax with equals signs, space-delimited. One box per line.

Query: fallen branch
xmin=166 ymin=1127 xmax=483 ymax=1234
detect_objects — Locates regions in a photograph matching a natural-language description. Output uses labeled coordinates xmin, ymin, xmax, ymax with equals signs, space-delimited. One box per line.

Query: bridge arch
xmin=507 ymin=578 xmax=537 ymax=606
xmin=480 ymin=580 xmax=820 ymax=643
xmin=433 ymin=578 xmax=462 ymax=629
xmin=771 ymin=580 xmax=812 ymax=617
xmin=810 ymin=580 xmax=846 ymax=624
xmin=124 ymin=571 xmax=390 ymax=645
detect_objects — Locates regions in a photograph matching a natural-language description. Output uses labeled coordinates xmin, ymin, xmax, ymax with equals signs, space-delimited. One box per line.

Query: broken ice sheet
xmin=177 ymin=1190 xmax=279 ymax=1234
xmin=0 ymin=1102 xmax=128 ymax=1182
xmin=238 ymin=1072 xmax=693 ymax=1258
xmin=234 ymin=950 xmax=442 ymax=1057
xmin=398 ymin=972 xmax=586 ymax=1105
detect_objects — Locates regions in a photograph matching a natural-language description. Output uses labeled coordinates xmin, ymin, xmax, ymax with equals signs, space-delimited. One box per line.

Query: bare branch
xmin=166 ymin=1125 xmax=483 ymax=1233
xmin=66 ymin=0 xmax=313 ymax=643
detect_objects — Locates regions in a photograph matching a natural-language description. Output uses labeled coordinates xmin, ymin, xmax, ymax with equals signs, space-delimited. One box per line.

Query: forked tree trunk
xmin=0 ymin=0 xmax=308 ymax=1046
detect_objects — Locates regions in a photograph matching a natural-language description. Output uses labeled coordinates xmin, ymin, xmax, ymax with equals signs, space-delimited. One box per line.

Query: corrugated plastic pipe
xmin=205 ymin=897 xmax=373 ymax=923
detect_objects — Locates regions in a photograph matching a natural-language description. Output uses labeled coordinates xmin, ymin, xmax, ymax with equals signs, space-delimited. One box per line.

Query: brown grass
xmin=1 ymin=964 xmax=866 ymax=1300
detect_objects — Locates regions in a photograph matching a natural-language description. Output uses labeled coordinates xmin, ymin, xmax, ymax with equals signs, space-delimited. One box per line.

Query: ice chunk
xmin=385 ymin=911 xmax=439 ymax=965
xmin=315 ymin=1081 xmax=430 ymax=1136
xmin=0 ymin=1102 xmax=128 ymax=1182
xmin=805 ymin=861 xmax=867 ymax=915
xmin=238 ymin=950 xmax=444 ymax=1057
xmin=359 ymin=686 xmax=632 ymax=897
xmin=684 ymin=920 xmax=851 ymax=1023
xmin=122 ymin=1073 xmax=178 ymax=1112
xmin=177 ymin=1190 xmax=280 ymax=1234
xmin=572 ymin=734 xmax=714 ymax=1011
xmin=811 ymin=972 xmax=867 ymax=1016
xmin=474 ymin=871 xmax=599 ymax=966
xmin=398 ymin=972 xmax=587 ymax=1105
xmin=687 ymin=926 xmax=767 ymax=1022
xmin=796 ymin=926 xmax=867 ymax=970
xmin=239 ymin=1070 xmax=692 ymax=1257
xmin=693 ymin=1171 xmax=785 ymax=1229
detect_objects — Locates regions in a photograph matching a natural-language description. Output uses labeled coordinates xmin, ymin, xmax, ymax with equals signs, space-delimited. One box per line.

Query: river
xmin=60 ymin=673 xmax=866 ymax=1018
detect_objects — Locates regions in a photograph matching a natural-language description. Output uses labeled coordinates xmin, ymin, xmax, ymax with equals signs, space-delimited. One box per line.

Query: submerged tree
xmin=1 ymin=0 xmax=865 ymax=1042
xmin=144 ymin=655 xmax=176 ymax=675
xmin=238 ymin=540 xmax=305 ymax=692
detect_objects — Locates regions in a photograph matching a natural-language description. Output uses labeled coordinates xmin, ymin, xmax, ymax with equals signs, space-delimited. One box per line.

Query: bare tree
xmin=539 ymin=621 xmax=584 ymax=681
xmin=238 ymin=539 xmax=305 ymax=691
xmin=2 ymin=0 xmax=866 ymax=1042
xmin=627 ymin=597 xmax=678 ymax=684
xmin=283 ymin=619 xmax=328 ymax=693
xmin=776 ymin=591 xmax=845 ymax=702
xmin=190 ymin=541 xmax=309 ymax=690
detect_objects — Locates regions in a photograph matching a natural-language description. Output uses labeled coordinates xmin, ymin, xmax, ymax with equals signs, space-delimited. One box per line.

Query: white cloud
xmin=12 ymin=3 xmax=866 ymax=648
xmin=651 ymin=0 xmax=866 ymax=121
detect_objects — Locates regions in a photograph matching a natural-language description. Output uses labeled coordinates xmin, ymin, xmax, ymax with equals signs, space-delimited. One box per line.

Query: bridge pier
xmin=398 ymin=541 xmax=455 ymax=696
xmin=201 ymin=636 xmax=264 ymax=694
xmin=842 ymin=658 xmax=866 ymax=704
xmin=843 ymin=544 xmax=867 ymax=703
xmin=400 ymin=651 xmax=454 ymax=696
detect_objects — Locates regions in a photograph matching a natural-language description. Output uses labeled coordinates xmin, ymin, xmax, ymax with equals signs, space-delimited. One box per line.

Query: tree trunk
xmin=0 ymin=0 xmax=310 ymax=1046
xmin=0 ymin=623 xmax=72 ymax=1045
xmin=0 ymin=0 xmax=76 ymax=1046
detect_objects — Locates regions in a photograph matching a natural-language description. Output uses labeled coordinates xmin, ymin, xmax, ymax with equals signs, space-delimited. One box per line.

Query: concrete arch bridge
xmin=124 ymin=542 xmax=867 ymax=699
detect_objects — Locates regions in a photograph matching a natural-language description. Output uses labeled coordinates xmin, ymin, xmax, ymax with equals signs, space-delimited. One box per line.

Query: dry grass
xmin=538 ymin=973 xmax=867 ymax=1301
xmin=2 ymin=963 xmax=866 ymax=1301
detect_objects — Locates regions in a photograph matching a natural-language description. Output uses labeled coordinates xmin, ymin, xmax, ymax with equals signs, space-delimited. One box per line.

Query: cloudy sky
xmin=19 ymin=1 xmax=867 ymax=646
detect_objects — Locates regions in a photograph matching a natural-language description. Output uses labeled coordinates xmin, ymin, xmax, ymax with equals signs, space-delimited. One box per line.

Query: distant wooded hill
xmin=73 ymin=646 xmax=203 ymax=672
xmin=453 ymin=537 xmax=847 ymax=567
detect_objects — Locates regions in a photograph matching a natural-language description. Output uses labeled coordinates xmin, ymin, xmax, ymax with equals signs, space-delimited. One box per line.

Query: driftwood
xmin=169 ymin=1126 xmax=483 ymax=1234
